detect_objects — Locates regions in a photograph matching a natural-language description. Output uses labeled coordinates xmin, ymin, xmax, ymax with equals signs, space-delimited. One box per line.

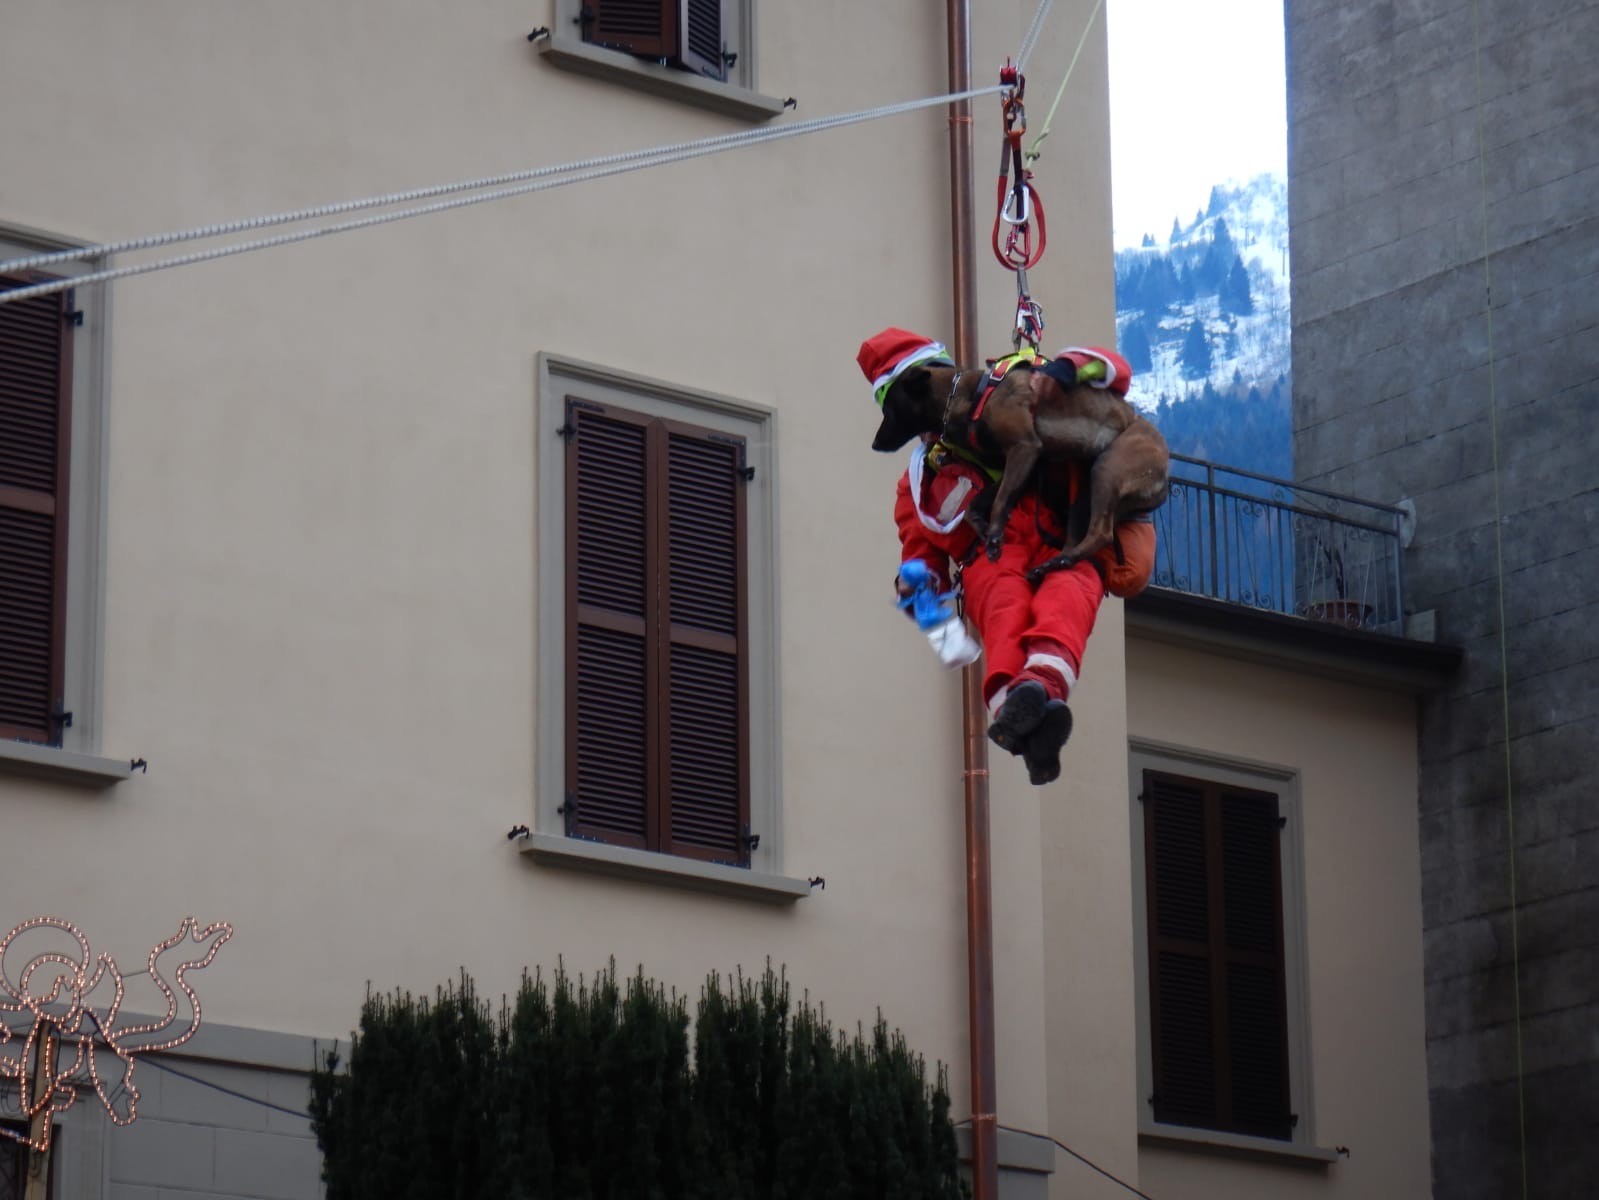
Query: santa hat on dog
xmin=1048 ymin=346 xmax=1133 ymax=396
xmin=857 ymin=327 xmax=953 ymax=408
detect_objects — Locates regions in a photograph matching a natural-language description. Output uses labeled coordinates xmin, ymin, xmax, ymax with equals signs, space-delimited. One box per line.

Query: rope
xmin=1025 ymin=0 xmax=1106 ymax=164
xmin=1016 ymin=0 xmax=1057 ymax=71
xmin=0 ymin=84 xmax=1003 ymax=305
xmin=1470 ymin=1 xmax=1527 ymax=1195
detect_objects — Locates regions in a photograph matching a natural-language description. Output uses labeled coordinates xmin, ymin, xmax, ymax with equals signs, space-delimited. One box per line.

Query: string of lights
xmin=0 ymin=916 xmax=231 ymax=1152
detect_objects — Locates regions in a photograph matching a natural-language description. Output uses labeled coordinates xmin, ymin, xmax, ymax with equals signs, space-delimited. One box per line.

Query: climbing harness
xmin=992 ymin=61 xmax=1047 ymax=353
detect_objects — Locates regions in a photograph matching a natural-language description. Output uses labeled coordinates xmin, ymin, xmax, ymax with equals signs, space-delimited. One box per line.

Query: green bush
xmin=309 ymin=963 xmax=966 ymax=1200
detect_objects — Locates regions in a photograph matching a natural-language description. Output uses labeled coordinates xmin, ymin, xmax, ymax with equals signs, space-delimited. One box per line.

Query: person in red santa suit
xmin=859 ymin=327 xmax=1157 ymax=786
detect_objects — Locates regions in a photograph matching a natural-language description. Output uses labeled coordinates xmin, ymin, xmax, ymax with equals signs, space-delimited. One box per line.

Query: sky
xmin=1105 ymin=0 xmax=1288 ymax=248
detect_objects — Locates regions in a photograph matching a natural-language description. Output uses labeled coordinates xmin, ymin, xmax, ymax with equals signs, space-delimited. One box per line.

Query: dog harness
xmin=943 ymin=349 xmax=1047 ymax=457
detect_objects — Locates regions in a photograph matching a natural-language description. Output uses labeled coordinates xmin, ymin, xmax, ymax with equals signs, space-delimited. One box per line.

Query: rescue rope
xmin=0 ymin=0 xmax=1071 ymax=304
xmin=0 ymin=85 xmax=1003 ymax=305
xmin=1015 ymin=0 xmax=1057 ymax=72
xmin=1025 ymin=0 xmax=1106 ymax=165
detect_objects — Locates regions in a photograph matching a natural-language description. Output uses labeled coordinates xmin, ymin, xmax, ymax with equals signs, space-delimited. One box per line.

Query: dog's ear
xmin=871 ymin=367 xmax=935 ymax=452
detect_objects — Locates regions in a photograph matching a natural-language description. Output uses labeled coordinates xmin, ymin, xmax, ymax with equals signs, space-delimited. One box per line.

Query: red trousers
xmin=962 ymin=519 xmax=1105 ymax=713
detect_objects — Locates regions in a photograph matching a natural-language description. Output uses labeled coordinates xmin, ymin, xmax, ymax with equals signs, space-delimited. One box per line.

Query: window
xmin=0 ymin=1124 xmax=55 ymax=1200
xmin=564 ymin=398 xmax=749 ymax=863
xmin=542 ymin=0 xmax=783 ymax=122
xmin=0 ymin=272 xmax=74 ymax=745
xmin=535 ymin=357 xmax=780 ymax=884
xmin=1130 ymin=747 xmax=1312 ymax=1149
xmin=581 ymin=0 xmax=731 ymax=82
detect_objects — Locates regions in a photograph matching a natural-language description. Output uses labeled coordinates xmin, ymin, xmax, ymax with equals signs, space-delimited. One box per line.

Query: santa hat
xmin=857 ymin=327 xmax=953 ymax=408
xmin=1052 ymin=346 xmax=1133 ymax=396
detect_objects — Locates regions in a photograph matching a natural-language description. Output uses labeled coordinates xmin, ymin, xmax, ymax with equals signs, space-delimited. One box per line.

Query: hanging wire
xmin=1470 ymin=1 xmax=1528 ymax=1195
xmin=957 ymin=1119 xmax=1161 ymax=1199
xmin=0 ymin=84 xmax=1002 ymax=306
xmin=140 ymin=1056 xmax=313 ymax=1121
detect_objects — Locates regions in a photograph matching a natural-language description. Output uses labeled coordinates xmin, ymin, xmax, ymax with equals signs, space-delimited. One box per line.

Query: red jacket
xmin=894 ymin=441 xmax=1156 ymax=598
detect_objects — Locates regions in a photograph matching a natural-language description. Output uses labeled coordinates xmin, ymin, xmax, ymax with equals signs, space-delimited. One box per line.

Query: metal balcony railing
xmin=1149 ymin=454 xmax=1407 ymax=634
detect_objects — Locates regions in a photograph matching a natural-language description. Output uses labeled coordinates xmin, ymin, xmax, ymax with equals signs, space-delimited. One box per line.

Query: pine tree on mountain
xmin=1222 ymin=255 xmax=1255 ymax=315
xmin=1180 ymin=320 xmax=1212 ymax=380
xmin=1170 ymin=216 xmax=1182 ymax=243
xmin=1176 ymin=263 xmax=1198 ymax=304
xmin=1207 ymin=185 xmax=1227 ymax=217
xmin=1122 ymin=319 xmax=1154 ymax=373
xmin=1141 ymin=232 xmax=1155 ymax=248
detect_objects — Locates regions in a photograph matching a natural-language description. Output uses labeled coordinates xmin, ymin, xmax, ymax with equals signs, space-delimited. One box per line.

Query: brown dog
xmin=872 ymin=358 xmax=1170 ymax=583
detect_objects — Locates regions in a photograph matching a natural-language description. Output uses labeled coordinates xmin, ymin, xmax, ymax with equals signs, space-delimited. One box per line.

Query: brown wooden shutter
xmin=583 ymin=0 xmax=727 ymax=82
xmin=1220 ymin=786 xmax=1293 ymax=1140
xmin=564 ymin=399 xmax=749 ymax=864
xmin=566 ymin=400 xmax=654 ymax=850
xmin=0 ymin=275 xmax=73 ymax=745
xmin=1144 ymin=770 xmax=1292 ymax=1140
xmin=678 ymin=0 xmax=726 ymax=81
xmin=584 ymin=0 xmax=674 ymax=58
xmin=659 ymin=421 xmax=747 ymax=864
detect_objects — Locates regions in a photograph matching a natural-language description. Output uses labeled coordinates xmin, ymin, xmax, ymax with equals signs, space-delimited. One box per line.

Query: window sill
xmin=1139 ymin=1123 xmax=1342 ymax=1168
xmin=538 ymin=36 xmax=788 ymax=122
xmin=0 ymin=740 xmax=132 ymax=789
xmin=520 ymin=833 xmax=811 ymax=904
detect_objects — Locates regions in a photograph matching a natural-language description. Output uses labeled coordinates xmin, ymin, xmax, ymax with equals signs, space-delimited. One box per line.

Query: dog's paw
xmin=985 ymin=534 xmax=1004 ymax=562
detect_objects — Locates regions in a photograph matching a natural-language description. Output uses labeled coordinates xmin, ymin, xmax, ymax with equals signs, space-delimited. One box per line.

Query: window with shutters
xmin=579 ymin=0 xmax=731 ymax=82
xmin=541 ymin=1 xmax=782 ymax=123
xmin=0 ymin=272 xmax=73 ymax=746
xmin=535 ymin=357 xmax=781 ymax=886
xmin=1129 ymin=747 xmax=1312 ymax=1150
xmin=0 ymin=228 xmax=112 ymax=772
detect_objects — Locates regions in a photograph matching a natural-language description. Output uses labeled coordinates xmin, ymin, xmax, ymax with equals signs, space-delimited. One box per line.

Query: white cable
xmin=1016 ymin=0 xmax=1057 ymax=71
xmin=0 ymin=85 xmax=1000 ymax=305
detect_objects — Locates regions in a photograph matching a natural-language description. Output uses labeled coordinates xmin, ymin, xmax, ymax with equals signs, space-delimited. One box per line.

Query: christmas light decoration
xmin=0 ymin=916 xmax=231 ymax=1151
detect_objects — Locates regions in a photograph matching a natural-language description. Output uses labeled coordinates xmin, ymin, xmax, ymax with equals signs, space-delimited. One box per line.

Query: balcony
xmin=1128 ymin=455 xmax=1461 ymax=690
xmin=1151 ymin=454 xmax=1407 ymax=632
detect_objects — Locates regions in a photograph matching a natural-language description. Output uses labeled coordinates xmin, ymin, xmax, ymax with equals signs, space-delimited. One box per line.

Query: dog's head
xmin=871 ymin=365 xmax=942 ymax=452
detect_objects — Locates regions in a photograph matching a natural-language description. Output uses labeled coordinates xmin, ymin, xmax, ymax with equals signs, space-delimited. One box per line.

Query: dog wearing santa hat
xmin=863 ymin=329 xmax=1170 ymax=583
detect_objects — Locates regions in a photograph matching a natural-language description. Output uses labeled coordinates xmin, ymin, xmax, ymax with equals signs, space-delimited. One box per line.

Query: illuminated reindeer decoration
xmin=0 ymin=916 xmax=232 ymax=1153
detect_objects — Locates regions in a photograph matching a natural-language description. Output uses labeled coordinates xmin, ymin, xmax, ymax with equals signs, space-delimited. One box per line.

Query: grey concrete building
xmin=1286 ymin=0 xmax=1598 ymax=1195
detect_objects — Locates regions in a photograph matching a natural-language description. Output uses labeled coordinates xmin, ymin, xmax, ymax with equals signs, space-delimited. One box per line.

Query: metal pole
xmin=945 ymin=3 xmax=998 ymax=1198
xmin=24 ymin=1029 xmax=55 ymax=1200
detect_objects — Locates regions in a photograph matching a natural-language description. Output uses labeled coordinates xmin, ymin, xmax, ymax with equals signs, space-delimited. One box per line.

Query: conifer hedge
xmin=308 ymin=963 xmax=967 ymax=1199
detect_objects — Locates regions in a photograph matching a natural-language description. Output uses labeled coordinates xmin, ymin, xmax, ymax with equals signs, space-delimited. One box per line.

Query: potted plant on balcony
xmin=1303 ymin=530 xmax=1373 ymax=629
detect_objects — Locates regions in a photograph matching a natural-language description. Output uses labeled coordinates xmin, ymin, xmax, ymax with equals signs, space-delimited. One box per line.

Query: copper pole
xmin=946 ymin=3 xmax=998 ymax=1198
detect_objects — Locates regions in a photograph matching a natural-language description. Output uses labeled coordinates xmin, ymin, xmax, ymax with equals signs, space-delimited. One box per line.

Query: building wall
xmin=0 ymin=1 xmax=1118 ymax=1196
xmin=1125 ymin=636 xmax=1433 ymax=1200
xmin=1285 ymin=0 xmax=1598 ymax=1194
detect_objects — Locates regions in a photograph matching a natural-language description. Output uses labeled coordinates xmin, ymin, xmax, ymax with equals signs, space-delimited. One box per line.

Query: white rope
xmin=1016 ymin=0 xmax=1057 ymax=71
xmin=0 ymin=85 xmax=1001 ymax=305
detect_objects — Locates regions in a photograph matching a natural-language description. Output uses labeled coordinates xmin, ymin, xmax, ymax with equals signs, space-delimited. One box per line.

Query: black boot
xmin=986 ymin=680 xmax=1048 ymax=755
xmin=1022 ymin=700 xmax=1073 ymax=786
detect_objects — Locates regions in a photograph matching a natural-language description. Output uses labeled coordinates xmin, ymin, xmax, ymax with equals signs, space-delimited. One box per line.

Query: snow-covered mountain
xmin=1114 ymin=173 xmax=1291 ymax=476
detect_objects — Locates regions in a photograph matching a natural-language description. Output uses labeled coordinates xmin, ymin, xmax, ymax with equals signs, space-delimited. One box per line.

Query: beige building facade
xmin=2 ymin=2 xmax=1443 ymax=1197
